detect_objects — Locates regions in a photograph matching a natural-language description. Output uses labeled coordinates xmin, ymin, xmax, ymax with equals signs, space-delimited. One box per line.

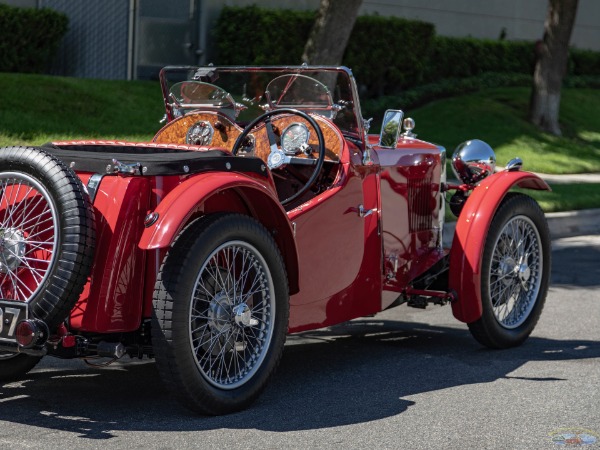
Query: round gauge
xmin=186 ymin=121 xmax=214 ymax=145
xmin=281 ymin=123 xmax=310 ymax=155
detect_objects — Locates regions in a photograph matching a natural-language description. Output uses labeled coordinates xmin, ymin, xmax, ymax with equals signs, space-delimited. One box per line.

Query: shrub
xmin=427 ymin=37 xmax=535 ymax=81
xmin=0 ymin=4 xmax=68 ymax=73
xmin=215 ymin=6 xmax=435 ymax=96
xmin=215 ymin=5 xmax=315 ymax=65
xmin=215 ymin=6 xmax=600 ymax=98
xmin=570 ymin=48 xmax=600 ymax=76
xmin=343 ymin=15 xmax=435 ymax=96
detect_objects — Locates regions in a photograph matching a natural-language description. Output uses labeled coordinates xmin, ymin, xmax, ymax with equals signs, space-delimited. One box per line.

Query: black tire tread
xmin=152 ymin=213 xmax=289 ymax=415
xmin=0 ymin=146 xmax=95 ymax=330
xmin=468 ymin=193 xmax=550 ymax=349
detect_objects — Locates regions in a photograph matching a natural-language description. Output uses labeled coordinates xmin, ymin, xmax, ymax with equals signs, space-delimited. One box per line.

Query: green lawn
xmin=409 ymin=87 xmax=600 ymax=174
xmin=1 ymin=73 xmax=599 ymax=213
xmin=0 ymin=73 xmax=163 ymax=146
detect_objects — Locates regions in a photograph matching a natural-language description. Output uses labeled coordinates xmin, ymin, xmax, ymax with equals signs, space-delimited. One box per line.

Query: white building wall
xmin=200 ymin=0 xmax=600 ymax=64
xmin=360 ymin=0 xmax=599 ymax=51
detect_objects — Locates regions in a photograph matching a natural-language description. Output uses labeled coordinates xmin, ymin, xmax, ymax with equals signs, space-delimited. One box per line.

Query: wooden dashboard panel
xmin=153 ymin=111 xmax=242 ymax=151
xmin=153 ymin=111 xmax=342 ymax=163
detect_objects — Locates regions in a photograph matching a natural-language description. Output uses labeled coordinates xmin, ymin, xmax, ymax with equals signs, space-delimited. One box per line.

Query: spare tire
xmin=0 ymin=146 xmax=95 ymax=331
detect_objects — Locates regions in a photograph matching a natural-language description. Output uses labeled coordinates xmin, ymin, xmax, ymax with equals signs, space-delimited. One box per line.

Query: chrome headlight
xmin=451 ymin=139 xmax=496 ymax=184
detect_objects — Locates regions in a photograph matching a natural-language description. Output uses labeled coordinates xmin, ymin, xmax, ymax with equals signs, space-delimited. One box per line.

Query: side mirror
xmin=379 ymin=109 xmax=403 ymax=148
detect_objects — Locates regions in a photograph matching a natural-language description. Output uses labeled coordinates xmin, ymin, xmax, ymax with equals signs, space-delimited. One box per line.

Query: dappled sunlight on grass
xmin=412 ymin=87 xmax=600 ymax=174
xmin=518 ymin=184 xmax=600 ymax=212
xmin=495 ymin=136 xmax=600 ymax=174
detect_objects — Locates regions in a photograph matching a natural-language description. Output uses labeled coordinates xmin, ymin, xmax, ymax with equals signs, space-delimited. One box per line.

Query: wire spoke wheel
xmin=488 ymin=215 xmax=542 ymax=329
xmin=191 ymin=241 xmax=275 ymax=389
xmin=468 ymin=193 xmax=550 ymax=349
xmin=0 ymin=146 xmax=95 ymax=381
xmin=0 ymin=173 xmax=59 ymax=303
xmin=152 ymin=213 xmax=289 ymax=415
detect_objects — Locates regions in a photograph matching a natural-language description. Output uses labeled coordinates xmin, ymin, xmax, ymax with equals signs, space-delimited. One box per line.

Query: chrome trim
xmin=505 ymin=157 xmax=523 ymax=171
xmin=379 ymin=109 xmax=404 ymax=148
xmin=281 ymin=122 xmax=310 ymax=155
xmin=86 ymin=173 xmax=104 ymax=203
xmin=110 ymin=158 xmax=142 ymax=175
xmin=363 ymin=145 xmax=374 ymax=166
xmin=437 ymin=146 xmax=447 ymax=248
xmin=186 ymin=120 xmax=214 ymax=146
xmin=451 ymin=139 xmax=496 ymax=184
xmin=402 ymin=117 xmax=417 ymax=138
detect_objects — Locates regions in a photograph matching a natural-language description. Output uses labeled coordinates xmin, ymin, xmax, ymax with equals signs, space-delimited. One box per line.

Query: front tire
xmin=468 ymin=194 xmax=551 ymax=348
xmin=152 ymin=213 xmax=289 ymax=415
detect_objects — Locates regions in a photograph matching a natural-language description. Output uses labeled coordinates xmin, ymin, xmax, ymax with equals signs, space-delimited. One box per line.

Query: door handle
xmin=356 ymin=204 xmax=377 ymax=218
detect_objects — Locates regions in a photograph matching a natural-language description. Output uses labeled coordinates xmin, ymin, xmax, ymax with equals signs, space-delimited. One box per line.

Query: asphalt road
xmin=0 ymin=236 xmax=598 ymax=450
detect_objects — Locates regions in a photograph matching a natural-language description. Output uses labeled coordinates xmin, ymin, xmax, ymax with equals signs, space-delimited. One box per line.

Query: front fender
xmin=449 ymin=171 xmax=550 ymax=323
xmin=139 ymin=172 xmax=299 ymax=293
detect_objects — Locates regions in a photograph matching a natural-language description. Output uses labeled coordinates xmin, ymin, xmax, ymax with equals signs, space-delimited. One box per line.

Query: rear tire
xmin=152 ymin=213 xmax=289 ymax=415
xmin=0 ymin=146 xmax=95 ymax=379
xmin=0 ymin=146 xmax=95 ymax=329
xmin=468 ymin=194 xmax=550 ymax=348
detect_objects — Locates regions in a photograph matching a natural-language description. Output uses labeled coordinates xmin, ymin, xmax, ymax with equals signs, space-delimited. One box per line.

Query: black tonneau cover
xmin=42 ymin=142 xmax=267 ymax=177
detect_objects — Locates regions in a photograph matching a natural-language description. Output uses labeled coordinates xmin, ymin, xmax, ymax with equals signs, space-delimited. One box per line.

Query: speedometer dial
xmin=281 ymin=123 xmax=310 ymax=154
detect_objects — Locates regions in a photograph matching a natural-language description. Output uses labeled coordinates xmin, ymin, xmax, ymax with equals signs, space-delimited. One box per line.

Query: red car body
xmin=0 ymin=66 xmax=551 ymax=415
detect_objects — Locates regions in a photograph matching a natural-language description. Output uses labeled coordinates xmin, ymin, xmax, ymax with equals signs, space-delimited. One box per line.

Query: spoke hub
xmin=233 ymin=303 xmax=257 ymax=327
xmin=207 ymin=291 xmax=233 ymax=333
xmin=518 ymin=262 xmax=531 ymax=283
xmin=0 ymin=228 xmax=26 ymax=273
xmin=498 ymin=256 xmax=518 ymax=286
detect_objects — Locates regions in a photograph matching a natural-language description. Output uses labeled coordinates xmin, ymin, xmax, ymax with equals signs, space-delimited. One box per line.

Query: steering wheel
xmin=232 ymin=108 xmax=326 ymax=206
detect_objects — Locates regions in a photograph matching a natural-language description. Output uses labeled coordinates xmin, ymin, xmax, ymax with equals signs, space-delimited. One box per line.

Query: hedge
xmin=0 ymin=4 xmax=68 ymax=74
xmin=215 ymin=6 xmax=435 ymax=95
xmin=427 ymin=37 xmax=536 ymax=81
xmin=215 ymin=6 xmax=600 ymax=98
xmin=215 ymin=5 xmax=315 ymax=66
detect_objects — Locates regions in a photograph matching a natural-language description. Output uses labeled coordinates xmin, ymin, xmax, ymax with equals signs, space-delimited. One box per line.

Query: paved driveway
xmin=0 ymin=236 xmax=598 ymax=449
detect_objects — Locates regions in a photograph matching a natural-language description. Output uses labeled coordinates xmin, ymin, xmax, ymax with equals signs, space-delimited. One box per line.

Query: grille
xmin=408 ymin=174 xmax=434 ymax=232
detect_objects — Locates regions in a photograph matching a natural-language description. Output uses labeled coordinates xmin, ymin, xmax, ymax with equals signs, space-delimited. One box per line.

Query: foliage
xmin=0 ymin=3 xmax=68 ymax=73
xmin=427 ymin=37 xmax=536 ymax=81
xmin=362 ymin=72 xmax=532 ymax=122
xmin=570 ymin=48 xmax=600 ymax=76
xmin=0 ymin=73 xmax=598 ymax=212
xmin=215 ymin=6 xmax=600 ymax=98
xmin=363 ymin=73 xmax=600 ymax=130
xmin=343 ymin=15 xmax=435 ymax=96
xmin=215 ymin=6 xmax=435 ymax=95
xmin=408 ymin=87 xmax=600 ymax=174
xmin=215 ymin=5 xmax=315 ymax=66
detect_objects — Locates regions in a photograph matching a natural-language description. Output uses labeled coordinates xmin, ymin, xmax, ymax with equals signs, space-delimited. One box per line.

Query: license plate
xmin=0 ymin=301 xmax=28 ymax=342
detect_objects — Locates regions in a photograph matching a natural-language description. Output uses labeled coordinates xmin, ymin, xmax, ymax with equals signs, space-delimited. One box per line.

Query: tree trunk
xmin=529 ymin=0 xmax=579 ymax=136
xmin=302 ymin=0 xmax=363 ymax=65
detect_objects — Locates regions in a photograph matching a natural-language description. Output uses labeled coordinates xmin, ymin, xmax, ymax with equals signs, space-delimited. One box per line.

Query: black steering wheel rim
xmin=232 ymin=108 xmax=326 ymax=206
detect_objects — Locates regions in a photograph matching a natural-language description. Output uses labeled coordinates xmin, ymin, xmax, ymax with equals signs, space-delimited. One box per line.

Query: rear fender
xmin=449 ymin=171 xmax=550 ymax=323
xmin=139 ymin=172 xmax=299 ymax=293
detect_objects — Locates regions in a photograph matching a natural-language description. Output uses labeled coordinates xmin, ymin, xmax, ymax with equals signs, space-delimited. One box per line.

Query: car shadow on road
xmin=0 ymin=319 xmax=598 ymax=439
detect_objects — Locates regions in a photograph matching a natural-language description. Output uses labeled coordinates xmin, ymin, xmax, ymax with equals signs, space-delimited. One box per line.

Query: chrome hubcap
xmin=0 ymin=228 xmax=26 ymax=273
xmin=189 ymin=241 xmax=275 ymax=389
xmin=0 ymin=173 xmax=58 ymax=302
xmin=489 ymin=215 xmax=542 ymax=329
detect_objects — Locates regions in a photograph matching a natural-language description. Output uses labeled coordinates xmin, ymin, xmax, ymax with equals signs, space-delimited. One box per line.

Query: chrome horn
xmin=451 ymin=139 xmax=496 ymax=184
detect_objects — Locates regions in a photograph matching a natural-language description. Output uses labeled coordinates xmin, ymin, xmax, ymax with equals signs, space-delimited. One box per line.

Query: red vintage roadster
xmin=0 ymin=66 xmax=550 ymax=415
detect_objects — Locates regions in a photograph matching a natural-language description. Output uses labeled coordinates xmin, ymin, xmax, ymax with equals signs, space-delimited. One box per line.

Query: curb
xmin=545 ymin=208 xmax=600 ymax=239
xmin=442 ymin=208 xmax=600 ymax=247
